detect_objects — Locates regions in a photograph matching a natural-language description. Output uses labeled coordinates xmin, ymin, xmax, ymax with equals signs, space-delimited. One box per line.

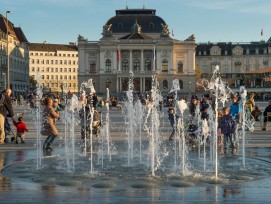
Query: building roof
xmin=29 ymin=42 xmax=78 ymax=52
xmin=196 ymin=41 xmax=268 ymax=56
xmin=0 ymin=14 xmax=19 ymax=41
xmin=105 ymin=8 xmax=167 ymax=34
xmin=119 ymin=31 xmax=153 ymax=40
xmin=14 ymin=27 xmax=28 ymax=43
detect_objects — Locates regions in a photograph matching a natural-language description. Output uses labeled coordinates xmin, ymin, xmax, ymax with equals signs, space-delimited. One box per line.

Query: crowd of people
xmin=1 ymin=88 xmax=271 ymax=155
xmin=168 ymin=91 xmax=271 ymax=155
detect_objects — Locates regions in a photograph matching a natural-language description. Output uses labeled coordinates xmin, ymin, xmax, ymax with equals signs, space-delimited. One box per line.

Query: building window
xmin=198 ymin=51 xmax=201 ymax=55
xmin=163 ymin=80 xmax=168 ymax=89
xmin=90 ymin=62 xmax=96 ymax=73
xmin=106 ymin=79 xmax=111 ymax=88
xmin=133 ymin=59 xmax=140 ymax=71
xmin=60 ymin=68 xmax=63 ymax=72
xmin=51 ymin=68 xmax=54 ymax=72
xmin=31 ymin=67 xmax=35 ymax=72
xmin=46 ymin=60 xmax=49 ymax=64
xmin=145 ymin=59 xmax=151 ymax=71
xmin=55 ymin=60 xmax=58 ymax=64
xmin=105 ymin=59 xmax=111 ymax=72
xmin=246 ymin=49 xmax=250 ymax=55
xmin=225 ymin=50 xmax=228 ymax=55
xmin=56 ymin=68 xmax=58 ymax=72
xmin=179 ymin=80 xmax=183 ymax=89
xmin=64 ymin=68 xmax=67 ymax=72
xmin=51 ymin=75 xmax=54 ymax=80
xmin=122 ymin=59 xmax=129 ymax=71
xmin=162 ymin=59 xmax=168 ymax=72
xmin=177 ymin=61 xmax=183 ymax=73
xmin=56 ymin=75 xmax=58 ymax=80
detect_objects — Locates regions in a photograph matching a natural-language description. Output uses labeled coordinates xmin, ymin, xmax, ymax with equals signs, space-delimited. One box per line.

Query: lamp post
xmin=6 ymin=10 xmax=11 ymax=89
xmin=2 ymin=72 xmax=6 ymax=89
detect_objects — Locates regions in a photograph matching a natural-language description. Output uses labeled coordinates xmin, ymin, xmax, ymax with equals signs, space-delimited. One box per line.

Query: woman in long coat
xmin=41 ymin=97 xmax=59 ymax=151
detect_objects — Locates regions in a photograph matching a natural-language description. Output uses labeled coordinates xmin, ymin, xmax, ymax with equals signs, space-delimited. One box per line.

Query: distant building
xmin=0 ymin=14 xmax=29 ymax=96
xmin=29 ymin=42 xmax=78 ymax=94
xmin=78 ymin=8 xmax=196 ymax=96
xmin=196 ymin=41 xmax=271 ymax=90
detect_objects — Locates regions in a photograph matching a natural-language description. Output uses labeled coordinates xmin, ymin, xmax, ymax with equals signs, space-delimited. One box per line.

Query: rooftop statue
xmin=185 ymin=34 xmax=196 ymax=41
xmin=161 ymin=23 xmax=170 ymax=37
xmin=102 ymin=24 xmax=113 ymax=37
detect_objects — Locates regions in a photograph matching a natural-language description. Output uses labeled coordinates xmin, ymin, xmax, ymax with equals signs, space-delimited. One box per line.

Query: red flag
xmin=117 ymin=49 xmax=121 ymax=61
xmin=261 ymin=28 xmax=263 ymax=36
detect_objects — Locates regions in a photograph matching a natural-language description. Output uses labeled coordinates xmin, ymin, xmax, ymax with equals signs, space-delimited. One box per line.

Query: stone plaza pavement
xmin=0 ymin=105 xmax=271 ymax=203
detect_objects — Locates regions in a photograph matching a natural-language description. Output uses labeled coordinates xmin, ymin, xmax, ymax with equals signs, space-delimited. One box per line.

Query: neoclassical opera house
xmin=78 ymin=8 xmax=196 ymax=96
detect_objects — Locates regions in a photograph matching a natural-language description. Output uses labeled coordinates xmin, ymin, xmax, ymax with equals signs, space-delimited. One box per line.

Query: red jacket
xmin=13 ymin=121 xmax=28 ymax=133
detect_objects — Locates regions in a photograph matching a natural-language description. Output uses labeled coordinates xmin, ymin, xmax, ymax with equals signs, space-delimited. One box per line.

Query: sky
xmin=1 ymin=0 xmax=271 ymax=45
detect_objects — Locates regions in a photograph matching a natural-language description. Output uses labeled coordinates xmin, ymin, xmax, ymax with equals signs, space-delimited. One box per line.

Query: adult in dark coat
xmin=41 ymin=97 xmax=59 ymax=151
xmin=0 ymin=89 xmax=14 ymax=145
xmin=262 ymin=100 xmax=271 ymax=130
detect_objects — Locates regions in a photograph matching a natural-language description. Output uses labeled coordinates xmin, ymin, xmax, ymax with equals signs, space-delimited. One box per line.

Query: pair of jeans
xmin=43 ymin=135 xmax=57 ymax=149
xmin=223 ymin=134 xmax=233 ymax=150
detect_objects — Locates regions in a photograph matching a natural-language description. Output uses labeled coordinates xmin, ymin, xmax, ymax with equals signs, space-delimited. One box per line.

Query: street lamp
xmin=6 ymin=10 xmax=11 ymax=89
xmin=2 ymin=72 xmax=6 ymax=89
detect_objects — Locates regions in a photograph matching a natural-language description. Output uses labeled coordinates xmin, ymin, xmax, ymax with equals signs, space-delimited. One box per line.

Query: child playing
xmin=53 ymin=99 xmax=62 ymax=111
xmin=218 ymin=107 xmax=236 ymax=155
xmin=12 ymin=116 xmax=28 ymax=144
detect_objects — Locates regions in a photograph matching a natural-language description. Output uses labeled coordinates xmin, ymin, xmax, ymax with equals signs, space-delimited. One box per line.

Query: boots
xmin=46 ymin=135 xmax=57 ymax=151
xmin=43 ymin=135 xmax=53 ymax=150
xmin=262 ymin=122 xmax=267 ymax=131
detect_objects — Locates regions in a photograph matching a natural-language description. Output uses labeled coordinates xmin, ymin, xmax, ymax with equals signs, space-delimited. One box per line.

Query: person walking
xmin=219 ymin=107 xmax=236 ymax=155
xmin=41 ymin=97 xmax=60 ymax=151
xmin=0 ymin=89 xmax=14 ymax=145
xmin=262 ymin=100 xmax=271 ymax=131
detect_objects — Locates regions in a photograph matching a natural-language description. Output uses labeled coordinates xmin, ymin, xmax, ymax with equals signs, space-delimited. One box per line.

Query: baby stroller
xmin=185 ymin=123 xmax=199 ymax=150
xmin=80 ymin=106 xmax=101 ymax=143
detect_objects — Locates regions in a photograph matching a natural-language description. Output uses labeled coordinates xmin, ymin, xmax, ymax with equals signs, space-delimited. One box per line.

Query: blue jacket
xmin=219 ymin=114 xmax=236 ymax=135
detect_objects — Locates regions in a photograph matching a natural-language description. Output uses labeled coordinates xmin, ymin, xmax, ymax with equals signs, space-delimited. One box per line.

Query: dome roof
xmin=105 ymin=9 xmax=167 ymax=34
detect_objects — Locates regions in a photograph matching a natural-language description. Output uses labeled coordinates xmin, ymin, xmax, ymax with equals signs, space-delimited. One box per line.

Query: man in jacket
xmin=0 ymin=89 xmax=14 ymax=144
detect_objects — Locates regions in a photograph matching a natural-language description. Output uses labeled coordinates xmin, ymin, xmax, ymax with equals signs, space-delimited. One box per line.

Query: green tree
xmin=29 ymin=76 xmax=37 ymax=92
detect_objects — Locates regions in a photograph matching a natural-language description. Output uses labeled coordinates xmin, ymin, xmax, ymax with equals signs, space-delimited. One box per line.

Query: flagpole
xmin=153 ymin=45 xmax=156 ymax=71
xmin=118 ymin=45 xmax=120 ymax=71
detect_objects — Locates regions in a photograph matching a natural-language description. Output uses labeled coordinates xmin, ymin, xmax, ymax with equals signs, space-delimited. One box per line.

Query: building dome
xmin=105 ymin=9 xmax=167 ymax=34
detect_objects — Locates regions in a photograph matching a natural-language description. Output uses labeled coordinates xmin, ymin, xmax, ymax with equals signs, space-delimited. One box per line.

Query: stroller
xmin=185 ymin=123 xmax=199 ymax=150
xmin=80 ymin=106 xmax=101 ymax=142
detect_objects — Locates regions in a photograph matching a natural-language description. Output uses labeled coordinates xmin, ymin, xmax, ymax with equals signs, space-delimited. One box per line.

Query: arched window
xmin=163 ymin=80 xmax=168 ymax=89
xmin=106 ymin=79 xmax=111 ymax=88
xmin=179 ymin=80 xmax=183 ymax=89
xmin=122 ymin=59 xmax=128 ymax=71
xmin=105 ymin=59 xmax=111 ymax=72
xmin=133 ymin=59 xmax=140 ymax=72
xmin=178 ymin=61 xmax=183 ymax=73
xmin=162 ymin=59 xmax=168 ymax=72
xmin=145 ymin=59 xmax=151 ymax=71
xmin=90 ymin=62 xmax=96 ymax=73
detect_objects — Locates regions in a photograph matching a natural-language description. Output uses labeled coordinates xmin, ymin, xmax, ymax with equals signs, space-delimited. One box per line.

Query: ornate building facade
xmin=78 ymin=8 xmax=196 ymax=96
xmin=29 ymin=42 xmax=78 ymax=93
xmin=196 ymin=41 xmax=271 ymax=91
xmin=0 ymin=14 xmax=29 ymax=96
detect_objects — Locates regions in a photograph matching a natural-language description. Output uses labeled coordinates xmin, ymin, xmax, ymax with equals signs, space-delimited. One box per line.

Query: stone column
xmin=129 ymin=49 xmax=132 ymax=72
xmin=141 ymin=49 xmax=144 ymax=72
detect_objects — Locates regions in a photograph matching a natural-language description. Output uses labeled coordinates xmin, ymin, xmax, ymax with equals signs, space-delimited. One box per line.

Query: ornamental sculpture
xmin=161 ymin=23 xmax=170 ymax=37
xmin=102 ymin=24 xmax=113 ymax=37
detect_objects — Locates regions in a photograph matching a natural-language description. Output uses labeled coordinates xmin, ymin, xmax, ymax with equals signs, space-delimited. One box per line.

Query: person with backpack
xmin=0 ymin=89 xmax=14 ymax=145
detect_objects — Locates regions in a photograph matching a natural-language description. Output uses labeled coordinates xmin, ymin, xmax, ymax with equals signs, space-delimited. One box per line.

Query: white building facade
xmin=29 ymin=42 xmax=78 ymax=94
xmin=78 ymin=8 xmax=196 ymax=96
xmin=0 ymin=14 xmax=29 ymax=96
